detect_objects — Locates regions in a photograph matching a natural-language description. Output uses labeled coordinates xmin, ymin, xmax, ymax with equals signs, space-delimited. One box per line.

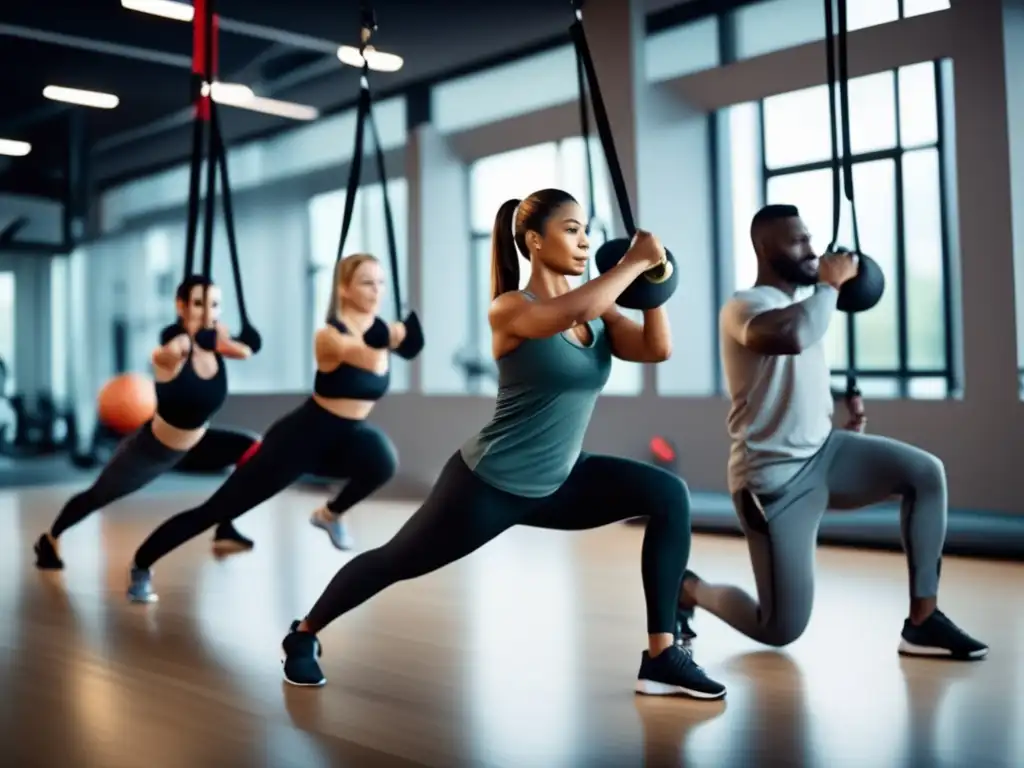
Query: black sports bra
xmin=155 ymin=343 xmax=228 ymax=430
xmin=313 ymin=318 xmax=391 ymax=401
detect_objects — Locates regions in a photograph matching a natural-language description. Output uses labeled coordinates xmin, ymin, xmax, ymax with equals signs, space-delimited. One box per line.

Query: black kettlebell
xmin=834 ymin=247 xmax=885 ymax=314
xmin=594 ymin=237 xmax=679 ymax=311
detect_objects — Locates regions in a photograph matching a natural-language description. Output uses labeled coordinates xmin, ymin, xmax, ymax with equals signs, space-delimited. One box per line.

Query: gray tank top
xmin=460 ymin=292 xmax=612 ymax=497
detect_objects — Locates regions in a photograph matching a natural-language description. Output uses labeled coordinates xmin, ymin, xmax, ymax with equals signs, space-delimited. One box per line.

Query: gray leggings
xmin=695 ymin=430 xmax=947 ymax=647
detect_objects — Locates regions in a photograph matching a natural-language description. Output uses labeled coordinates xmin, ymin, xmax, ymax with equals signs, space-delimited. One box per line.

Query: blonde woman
xmin=126 ymin=254 xmax=422 ymax=602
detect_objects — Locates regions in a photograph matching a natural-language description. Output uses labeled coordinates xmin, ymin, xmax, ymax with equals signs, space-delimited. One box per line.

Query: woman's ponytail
xmin=490 ymin=198 xmax=522 ymax=299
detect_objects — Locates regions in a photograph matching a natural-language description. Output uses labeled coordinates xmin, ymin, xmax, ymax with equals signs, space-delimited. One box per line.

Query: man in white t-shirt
xmin=676 ymin=204 xmax=986 ymax=661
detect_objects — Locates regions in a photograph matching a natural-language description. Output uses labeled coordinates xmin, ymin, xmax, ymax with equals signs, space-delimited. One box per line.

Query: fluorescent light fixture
xmin=201 ymin=80 xmax=319 ymax=121
xmin=43 ymin=85 xmax=119 ymax=109
xmin=121 ymin=0 xmax=194 ymax=22
xmin=337 ymin=45 xmax=404 ymax=73
xmin=0 ymin=139 xmax=32 ymax=157
xmin=201 ymin=82 xmax=255 ymax=102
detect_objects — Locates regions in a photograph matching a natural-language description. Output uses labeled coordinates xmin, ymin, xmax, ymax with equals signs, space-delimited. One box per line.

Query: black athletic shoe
xmin=898 ymin=609 xmax=988 ymax=660
xmin=212 ymin=523 xmax=254 ymax=555
xmin=635 ymin=645 xmax=726 ymax=700
xmin=675 ymin=569 xmax=699 ymax=645
xmin=675 ymin=605 xmax=697 ymax=645
xmin=34 ymin=534 xmax=64 ymax=570
xmin=281 ymin=620 xmax=326 ymax=687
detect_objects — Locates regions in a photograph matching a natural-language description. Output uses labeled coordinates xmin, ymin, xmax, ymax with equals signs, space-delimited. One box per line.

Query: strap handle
xmin=568 ymin=3 xmax=637 ymax=238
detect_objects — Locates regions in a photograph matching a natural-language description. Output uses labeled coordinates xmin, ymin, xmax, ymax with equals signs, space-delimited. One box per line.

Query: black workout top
xmin=155 ymin=344 xmax=228 ymax=430
xmin=314 ymin=318 xmax=391 ymax=401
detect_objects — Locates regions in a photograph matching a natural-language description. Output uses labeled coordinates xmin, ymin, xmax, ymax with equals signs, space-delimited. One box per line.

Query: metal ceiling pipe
xmin=0 ymin=23 xmax=191 ymax=68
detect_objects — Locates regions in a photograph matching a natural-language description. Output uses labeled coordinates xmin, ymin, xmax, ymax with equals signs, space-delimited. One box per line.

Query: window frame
xmin=747 ymin=59 xmax=956 ymax=398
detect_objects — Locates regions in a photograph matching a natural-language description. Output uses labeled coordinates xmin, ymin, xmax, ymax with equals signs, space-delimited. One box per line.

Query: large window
xmin=0 ymin=271 xmax=13 ymax=395
xmin=724 ymin=61 xmax=954 ymax=399
xmin=466 ymin=139 xmax=643 ymax=396
xmin=308 ymin=179 xmax=410 ymax=393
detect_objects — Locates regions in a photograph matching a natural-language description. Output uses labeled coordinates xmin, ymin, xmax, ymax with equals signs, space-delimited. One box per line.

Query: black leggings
xmin=304 ymin=451 xmax=692 ymax=635
xmin=133 ymin=399 xmax=397 ymax=569
xmin=50 ymin=423 xmax=258 ymax=539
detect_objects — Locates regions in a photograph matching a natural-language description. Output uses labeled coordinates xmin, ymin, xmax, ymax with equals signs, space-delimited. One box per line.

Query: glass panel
xmin=308 ymin=189 xmax=347 ymax=268
xmin=903 ymin=0 xmax=951 ymax=18
xmin=0 ymin=272 xmax=14 ymax=395
xmin=763 ymin=71 xmax=897 ymax=169
xmin=856 ymin=376 xmax=900 ymax=397
xmin=907 ymin=376 xmax=947 ymax=399
xmin=469 ymin=143 xmax=560 ymax=233
xmin=849 ymin=160 xmax=898 ymax=371
xmin=728 ymin=103 xmax=764 ymax=291
xmin=902 ymin=148 xmax=946 ymax=371
xmin=898 ymin=62 xmax=939 ymax=147
xmin=847 ymin=71 xmax=898 ymax=155
xmin=763 ymin=85 xmax=833 ymax=169
xmin=50 ymin=259 xmax=69 ymax=404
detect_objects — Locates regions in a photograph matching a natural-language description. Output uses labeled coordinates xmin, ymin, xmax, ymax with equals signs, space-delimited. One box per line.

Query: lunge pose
xmin=279 ymin=188 xmax=726 ymax=701
xmin=126 ymin=253 xmax=420 ymax=602
xmin=677 ymin=204 xmax=987 ymax=660
xmin=34 ymin=276 xmax=257 ymax=570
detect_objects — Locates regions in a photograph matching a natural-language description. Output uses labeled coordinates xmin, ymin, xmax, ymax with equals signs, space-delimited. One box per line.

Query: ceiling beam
xmin=0 ymin=22 xmax=191 ymax=68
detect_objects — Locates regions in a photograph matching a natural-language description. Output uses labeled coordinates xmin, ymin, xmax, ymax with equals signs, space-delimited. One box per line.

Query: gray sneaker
xmin=310 ymin=506 xmax=354 ymax=550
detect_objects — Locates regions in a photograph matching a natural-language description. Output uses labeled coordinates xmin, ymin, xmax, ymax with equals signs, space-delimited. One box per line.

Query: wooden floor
xmin=0 ymin=483 xmax=1021 ymax=768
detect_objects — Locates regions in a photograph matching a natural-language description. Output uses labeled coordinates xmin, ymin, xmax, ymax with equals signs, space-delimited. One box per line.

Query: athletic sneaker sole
xmin=897 ymin=639 xmax=988 ymax=660
xmin=634 ymin=678 xmax=726 ymax=699
xmin=280 ymin=651 xmax=327 ymax=687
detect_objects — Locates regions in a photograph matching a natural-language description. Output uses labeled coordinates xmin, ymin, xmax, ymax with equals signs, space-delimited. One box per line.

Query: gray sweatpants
xmin=695 ymin=430 xmax=947 ymax=647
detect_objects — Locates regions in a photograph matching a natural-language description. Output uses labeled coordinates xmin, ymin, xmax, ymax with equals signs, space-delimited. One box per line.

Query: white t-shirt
xmin=719 ymin=284 xmax=837 ymax=495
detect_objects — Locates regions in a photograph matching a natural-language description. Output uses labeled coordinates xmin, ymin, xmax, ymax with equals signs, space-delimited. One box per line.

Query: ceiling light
xmin=232 ymin=95 xmax=319 ymax=121
xmin=0 ymin=139 xmax=31 ymax=157
xmin=201 ymin=82 xmax=255 ymax=102
xmin=120 ymin=0 xmax=194 ymax=22
xmin=43 ymin=85 xmax=119 ymax=109
xmin=201 ymin=81 xmax=318 ymax=121
xmin=337 ymin=45 xmax=404 ymax=73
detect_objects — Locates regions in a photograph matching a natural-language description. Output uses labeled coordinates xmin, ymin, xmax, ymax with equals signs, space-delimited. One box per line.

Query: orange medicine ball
xmin=97 ymin=373 xmax=157 ymax=434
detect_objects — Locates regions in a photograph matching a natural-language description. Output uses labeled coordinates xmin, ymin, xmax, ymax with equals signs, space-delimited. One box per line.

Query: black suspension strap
xmin=568 ymin=0 xmax=638 ymax=240
xmin=335 ymin=3 xmax=404 ymax=321
xmin=573 ymin=39 xmax=608 ymax=281
xmin=824 ymin=0 xmax=864 ymax=408
xmin=180 ymin=0 xmax=259 ymax=351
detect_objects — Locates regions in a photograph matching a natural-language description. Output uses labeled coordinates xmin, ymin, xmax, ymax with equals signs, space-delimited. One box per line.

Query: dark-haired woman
xmin=125 ymin=253 xmax=418 ymax=603
xmin=34 ymin=276 xmax=258 ymax=571
xmin=280 ymin=188 xmax=726 ymax=701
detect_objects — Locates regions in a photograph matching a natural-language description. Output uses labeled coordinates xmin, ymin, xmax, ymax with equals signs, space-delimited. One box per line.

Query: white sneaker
xmin=309 ymin=506 xmax=354 ymax=550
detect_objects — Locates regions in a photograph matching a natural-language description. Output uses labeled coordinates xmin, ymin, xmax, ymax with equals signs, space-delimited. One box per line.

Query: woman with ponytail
xmin=280 ymin=189 xmax=726 ymax=703
xmin=125 ymin=253 xmax=411 ymax=602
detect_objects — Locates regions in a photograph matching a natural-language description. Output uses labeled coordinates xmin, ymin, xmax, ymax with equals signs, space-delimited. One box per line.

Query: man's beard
xmin=768 ymin=252 xmax=819 ymax=286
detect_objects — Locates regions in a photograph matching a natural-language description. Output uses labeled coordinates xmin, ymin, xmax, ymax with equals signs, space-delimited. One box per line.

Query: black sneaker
xmin=281 ymin=620 xmax=326 ymax=687
xmin=635 ymin=645 xmax=726 ymax=700
xmin=34 ymin=534 xmax=64 ymax=570
xmin=675 ymin=605 xmax=697 ymax=645
xmin=212 ymin=523 xmax=255 ymax=555
xmin=898 ymin=609 xmax=988 ymax=660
